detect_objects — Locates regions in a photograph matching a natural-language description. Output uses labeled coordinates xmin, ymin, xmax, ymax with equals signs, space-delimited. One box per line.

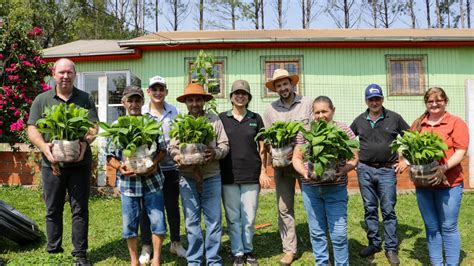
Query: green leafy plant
xmin=255 ymin=121 xmax=303 ymax=148
xmin=98 ymin=115 xmax=163 ymax=157
xmin=169 ymin=114 xmax=216 ymax=146
xmin=390 ymin=130 xmax=448 ymax=165
xmin=36 ymin=103 xmax=94 ymax=141
xmin=192 ymin=50 xmax=219 ymax=94
xmin=300 ymin=120 xmax=359 ymax=177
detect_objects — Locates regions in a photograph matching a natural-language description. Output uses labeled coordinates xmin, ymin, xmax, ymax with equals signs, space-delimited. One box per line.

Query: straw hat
xmin=265 ymin=69 xmax=299 ymax=92
xmin=176 ymin=83 xmax=214 ymax=103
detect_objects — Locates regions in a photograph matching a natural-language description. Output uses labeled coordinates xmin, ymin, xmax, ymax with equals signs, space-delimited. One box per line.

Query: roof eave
xmin=43 ymin=49 xmax=136 ymax=59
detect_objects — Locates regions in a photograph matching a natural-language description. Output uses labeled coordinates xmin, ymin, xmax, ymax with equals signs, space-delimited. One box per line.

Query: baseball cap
xmin=365 ymin=84 xmax=384 ymax=99
xmin=149 ymin=75 xmax=167 ymax=88
xmin=230 ymin=80 xmax=251 ymax=95
xmin=122 ymin=85 xmax=144 ymax=99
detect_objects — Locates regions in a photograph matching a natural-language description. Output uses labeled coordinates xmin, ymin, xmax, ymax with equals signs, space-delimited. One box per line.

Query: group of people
xmin=27 ymin=58 xmax=468 ymax=266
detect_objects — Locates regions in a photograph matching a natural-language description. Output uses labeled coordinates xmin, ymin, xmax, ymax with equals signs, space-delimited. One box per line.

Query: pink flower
xmin=41 ymin=83 xmax=51 ymax=92
xmin=27 ymin=27 xmax=42 ymax=38
xmin=0 ymin=54 xmax=3 ymax=60
xmin=8 ymin=75 xmax=19 ymax=82
xmin=18 ymin=55 xmax=26 ymax=60
xmin=0 ymin=121 xmax=3 ymax=126
xmin=14 ymin=110 xmax=21 ymax=117
xmin=22 ymin=60 xmax=33 ymax=67
xmin=10 ymin=119 xmax=25 ymax=131
xmin=0 ymin=129 xmax=3 ymax=135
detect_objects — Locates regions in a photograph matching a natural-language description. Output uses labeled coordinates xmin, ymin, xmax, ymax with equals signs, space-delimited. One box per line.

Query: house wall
xmin=75 ymin=46 xmax=473 ymax=125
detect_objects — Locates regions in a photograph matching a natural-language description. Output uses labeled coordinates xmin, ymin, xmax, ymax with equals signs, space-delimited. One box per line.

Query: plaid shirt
xmin=106 ymin=116 xmax=166 ymax=197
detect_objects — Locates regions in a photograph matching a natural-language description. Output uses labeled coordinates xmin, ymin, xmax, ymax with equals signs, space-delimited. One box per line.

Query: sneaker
xmin=139 ymin=245 xmax=152 ymax=264
xmin=233 ymin=255 xmax=245 ymax=266
xmin=169 ymin=241 xmax=187 ymax=258
xmin=279 ymin=252 xmax=295 ymax=265
xmin=75 ymin=255 xmax=91 ymax=266
xmin=359 ymin=245 xmax=381 ymax=258
xmin=244 ymin=253 xmax=259 ymax=266
xmin=385 ymin=250 xmax=400 ymax=265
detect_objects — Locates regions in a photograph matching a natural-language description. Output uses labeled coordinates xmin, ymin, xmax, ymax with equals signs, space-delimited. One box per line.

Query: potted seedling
xmin=391 ymin=130 xmax=448 ymax=186
xmin=169 ymin=114 xmax=216 ymax=165
xmin=98 ymin=115 xmax=163 ymax=174
xmin=255 ymin=121 xmax=303 ymax=167
xmin=300 ymin=120 xmax=359 ymax=182
xmin=36 ymin=103 xmax=95 ymax=162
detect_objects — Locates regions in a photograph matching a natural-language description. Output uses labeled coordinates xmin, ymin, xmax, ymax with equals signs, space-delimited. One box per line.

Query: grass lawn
xmin=0 ymin=186 xmax=473 ymax=265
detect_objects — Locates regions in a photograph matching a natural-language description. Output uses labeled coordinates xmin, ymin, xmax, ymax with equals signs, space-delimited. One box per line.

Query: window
xmin=76 ymin=71 xmax=141 ymax=123
xmin=386 ymin=55 xmax=427 ymax=96
xmin=262 ymin=56 xmax=303 ymax=97
xmin=187 ymin=58 xmax=226 ymax=98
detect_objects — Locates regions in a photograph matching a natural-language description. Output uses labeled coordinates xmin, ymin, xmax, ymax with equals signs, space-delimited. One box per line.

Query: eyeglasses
xmin=426 ymin=100 xmax=445 ymax=105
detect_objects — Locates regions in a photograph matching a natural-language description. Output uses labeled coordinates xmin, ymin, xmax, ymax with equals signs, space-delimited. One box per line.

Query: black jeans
xmin=141 ymin=169 xmax=181 ymax=244
xmin=42 ymin=164 xmax=91 ymax=257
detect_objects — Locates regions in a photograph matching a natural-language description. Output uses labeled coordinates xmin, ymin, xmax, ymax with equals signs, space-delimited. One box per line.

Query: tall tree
xmin=301 ymin=0 xmax=306 ymax=28
xmin=207 ymin=0 xmax=242 ymax=30
xmin=407 ymin=0 xmax=417 ymax=28
xmin=260 ymin=0 xmax=264 ymax=29
xmin=242 ymin=0 xmax=262 ymax=29
xmin=165 ymin=0 xmax=189 ymax=31
xmin=271 ymin=0 xmax=286 ymax=28
xmin=200 ymin=0 xmax=204 ymax=30
xmin=300 ymin=0 xmax=318 ymax=28
xmin=327 ymin=0 xmax=361 ymax=28
xmin=426 ymin=0 xmax=433 ymax=27
xmin=468 ymin=0 xmax=471 ymax=27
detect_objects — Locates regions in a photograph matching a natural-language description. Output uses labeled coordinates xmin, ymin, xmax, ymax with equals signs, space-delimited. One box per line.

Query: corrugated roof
xmin=118 ymin=28 xmax=474 ymax=47
xmin=43 ymin=40 xmax=135 ymax=58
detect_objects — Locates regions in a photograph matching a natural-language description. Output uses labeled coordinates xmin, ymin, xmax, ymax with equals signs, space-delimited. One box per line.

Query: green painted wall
xmin=75 ymin=46 xmax=474 ymax=125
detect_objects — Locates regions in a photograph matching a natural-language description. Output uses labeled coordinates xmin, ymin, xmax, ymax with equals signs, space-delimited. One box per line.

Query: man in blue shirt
xmin=107 ymin=85 xmax=167 ymax=266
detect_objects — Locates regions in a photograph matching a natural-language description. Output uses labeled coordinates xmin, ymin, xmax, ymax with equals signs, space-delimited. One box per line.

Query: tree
xmin=207 ymin=0 xmax=243 ymax=30
xmin=165 ymin=0 xmax=189 ymax=31
xmin=0 ymin=18 xmax=51 ymax=144
xmin=271 ymin=0 xmax=287 ymax=28
xmin=426 ymin=0 xmax=433 ymax=27
xmin=326 ymin=0 xmax=362 ymax=28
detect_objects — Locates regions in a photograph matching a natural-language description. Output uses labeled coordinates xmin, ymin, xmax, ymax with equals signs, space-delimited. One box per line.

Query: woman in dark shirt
xmin=219 ymin=80 xmax=271 ymax=266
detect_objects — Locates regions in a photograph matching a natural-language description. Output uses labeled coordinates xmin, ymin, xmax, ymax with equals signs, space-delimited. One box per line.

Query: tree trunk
xmin=260 ymin=0 xmax=264 ymax=29
xmin=231 ymin=0 xmax=236 ymax=30
xmin=278 ymin=0 xmax=283 ymax=28
xmin=306 ymin=0 xmax=311 ymax=28
xmin=302 ymin=0 xmax=306 ymax=28
xmin=426 ymin=0 xmax=431 ymax=27
xmin=409 ymin=0 xmax=416 ymax=28
xmin=372 ymin=0 xmax=378 ymax=28
xmin=383 ymin=0 xmax=388 ymax=28
xmin=344 ymin=0 xmax=349 ymax=28
xmin=468 ymin=0 xmax=471 ymax=28
xmin=155 ymin=0 xmax=159 ymax=31
xmin=435 ymin=0 xmax=442 ymax=27
xmin=200 ymin=0 xmax=204 ymax=30
xmin=174 ymin=0 xmax=178 ymax=31
xmin=255 ymin=0 xmax=260 ymax=29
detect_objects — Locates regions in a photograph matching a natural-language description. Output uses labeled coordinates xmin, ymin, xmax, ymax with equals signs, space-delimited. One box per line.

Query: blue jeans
xmin=121 ymin=190 xmax=166 ymax=238
xmin=357 ymin=163 xmax=398 ymax=251
xmin=222 ymin=183 xmax=259 ymax=256
xmin=302 ymin=184 xmax=348 ymax=266
xmin=180 ymin=175 xmax=222 ymax=265
xmin=416 ymin=184 xmax=463 ymax=266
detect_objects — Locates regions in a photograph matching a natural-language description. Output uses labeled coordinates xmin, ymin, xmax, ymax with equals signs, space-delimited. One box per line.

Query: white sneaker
xmin=169 ymin=241 xmax=187 ymax=258
xmin=139 ymin=245 xmax=152 ymax=264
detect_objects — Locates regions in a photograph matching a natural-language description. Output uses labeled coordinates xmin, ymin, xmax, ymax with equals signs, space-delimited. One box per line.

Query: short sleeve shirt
xmin=262 ymin=95 xmax=313 ymax=128
xmin=27 ymin=87 xmax=99 ymax=167
xmin=219 ymin=110 xmax=264 ymax=184
xmin=411 ymin=112 xmax=469 ymax=188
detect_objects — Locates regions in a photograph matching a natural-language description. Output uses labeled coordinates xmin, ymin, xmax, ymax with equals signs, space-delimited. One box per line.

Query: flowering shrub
xmin=0 ymin=20 xmax=52 ymax=144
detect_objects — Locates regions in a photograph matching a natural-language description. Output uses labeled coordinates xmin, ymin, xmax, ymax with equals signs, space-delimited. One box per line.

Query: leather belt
xmin=362 ymin=162 xmax=395 ymax=168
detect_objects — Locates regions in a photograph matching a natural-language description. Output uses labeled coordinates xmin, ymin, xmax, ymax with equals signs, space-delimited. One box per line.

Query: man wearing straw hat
xmin=263 ymin=69 xmax=312 ymax=265
xmin=169 ymin=83 xmax=229 ymax=265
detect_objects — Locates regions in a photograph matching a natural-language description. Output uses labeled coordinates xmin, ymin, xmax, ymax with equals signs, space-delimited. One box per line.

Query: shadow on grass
xmin=357 ymin=221 xmax=422 ymax=246
xmin=406 ymin=237 xmax=466 ymax=265
xmin=0 ymin=232 xmax=46 ymax=253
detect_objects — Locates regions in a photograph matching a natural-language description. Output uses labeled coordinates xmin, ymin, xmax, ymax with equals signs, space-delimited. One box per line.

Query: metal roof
xmin=43 ymin=40 xmax=135 ymax=58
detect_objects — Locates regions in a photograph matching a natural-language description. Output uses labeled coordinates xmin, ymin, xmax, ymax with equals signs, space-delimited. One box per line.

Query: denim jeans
xmin=357 ymin=162 xmax=398 ymax=251
xmin=302 ymin=184 xmax=348 ymax=266
xmin=416 ymin=183 xmax=463 ymax=266
xmin=121 ymin=190 xmax=166 ymax=238
xmin=180 ymin=175 xmax=222 ymax=265
xmin=222 ymin=183 xmax=259 ymax=256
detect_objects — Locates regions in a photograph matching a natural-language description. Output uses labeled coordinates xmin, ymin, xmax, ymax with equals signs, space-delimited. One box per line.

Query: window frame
xmin=185 ymin=57 xmax=227 ymax=98
xmin=386 ymin=55 xmax=427 ymax=96
xmin=261 ymin=55 xmax=303 ymax=97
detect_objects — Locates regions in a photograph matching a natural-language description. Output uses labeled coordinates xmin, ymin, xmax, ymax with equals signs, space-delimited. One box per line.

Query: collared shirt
xmin=219 ymin=110 xmax=264 ymax=184
xmin=295 ymin=121 xmax=355 ymax=186
xmin=351 ymin=107 xmax=409 ymax=164
xmin=411 ymin=112 xmax=469 ymax=188
xmin=169 ymin=112 xmax=229 ymax=179
xmin=27 ymin=87 xmax=99 ymax=167
xmin=366 ymin=113 xmax=385 ymax=128
xmin=142 ymin=101 xmax=180 ymax=171
xmin=106 ymin=114 xmax=166 ymax=197
xmin=262 ymin=94 xmax=313 ymax=128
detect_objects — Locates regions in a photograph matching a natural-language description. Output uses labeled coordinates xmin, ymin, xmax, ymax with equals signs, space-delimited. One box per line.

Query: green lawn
xmin=0 ymin=186 xmax=473 ymax=265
